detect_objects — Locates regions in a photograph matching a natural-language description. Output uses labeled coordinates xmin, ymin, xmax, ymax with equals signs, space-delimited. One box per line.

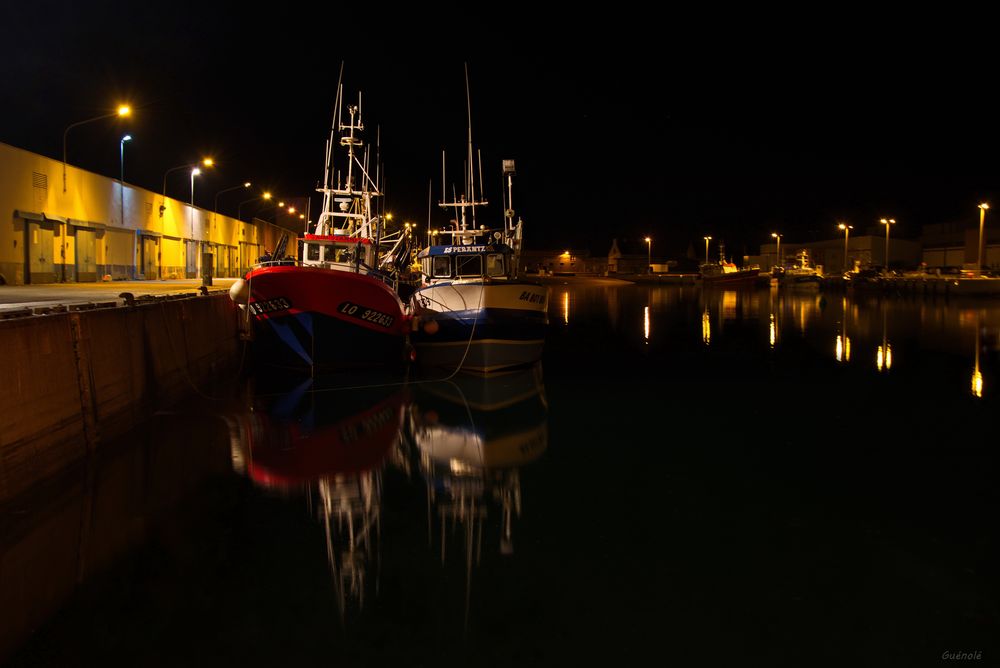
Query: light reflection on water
xmin=571 ymin=283 xmax=1000 ymax=399
xmin=7 ymin=281 xmax=1000 ymax=665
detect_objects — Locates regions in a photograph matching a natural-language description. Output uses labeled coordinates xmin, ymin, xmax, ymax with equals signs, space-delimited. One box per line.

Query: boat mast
xmin=439 ymin=63 xmax=487 ymax=243
xmin=315 ymin=72 xmax=381 ymax=239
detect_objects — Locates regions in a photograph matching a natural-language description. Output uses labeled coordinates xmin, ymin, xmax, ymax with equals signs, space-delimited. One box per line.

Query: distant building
xmin=919 ymin=221 xmax=1000 ymax=269
xmin=754 ymin=234 xmax=921 ymax=273
xmin=0 ymin=140 xmax=287 ymax=285
xmin=607 ymin=238 xmax=653 ymax=274
xmin=750 ymin=222 xmax=1000 ymax=273
xmin=520 ymin=249 xmax=604 ymax=275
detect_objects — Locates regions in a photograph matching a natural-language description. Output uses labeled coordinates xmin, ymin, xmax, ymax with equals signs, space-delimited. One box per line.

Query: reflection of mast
xmin=411 ymin=365 xmax=546 ymax=631
xmin=318 ymin=471 xmax=382 ymax=624
xmin=972 ymin=311 xmax=983 ymax=398
xmin=836 ymin=296 xmax=852 ymax=362
xmin=877 ymin=303 xmax=892 ymax=372
xmin=230 ymin=378 xmax=406 ymax=625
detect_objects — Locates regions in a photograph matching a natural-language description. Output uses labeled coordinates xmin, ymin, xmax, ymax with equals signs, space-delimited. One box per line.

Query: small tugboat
xmin=408 ymin=69 xmax=548 ymax=373
xmin=230 ymin=78 xmax=409 ymax=371
xmin=780 ymin=249 xmax=823 ymax=290
xmin=700 ymin=242 xmax=760 ymax=288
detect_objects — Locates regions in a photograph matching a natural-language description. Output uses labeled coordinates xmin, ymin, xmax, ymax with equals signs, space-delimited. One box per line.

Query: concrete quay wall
xmin=0 ymin=293 xmax=240 ymax=501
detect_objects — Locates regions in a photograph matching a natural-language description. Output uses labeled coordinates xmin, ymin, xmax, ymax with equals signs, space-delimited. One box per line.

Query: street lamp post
xmin=190 ymin=168 xmax=201 ymax=276
xmin=838 ymin=223 xmax=853 ymax=272
xmin=119 ymin=134 xmax=132 ymax=277
xmin=162 ymin=158 xmax=213 ymax=217
xmin=880 ymin=218 xmax=896 ymax=272
xmin=771 ymin=233 xmax=782 ymax=270
xmin=978 ymin=203 xmax=989 ymax=274
xmin=119 ymin=135 xmax=131 ymax=226
xmin=214 ymin=182 xmax=252 ymax=227
xmin=63 ymin=104 xmax=131 ymax=192
xmin=645 ymin=237 xmax=652 ymax=274
xmin=238 ymin=192 xmax=272 ymax=222
xmin=704 ymin=236 xmax=712 ymax=263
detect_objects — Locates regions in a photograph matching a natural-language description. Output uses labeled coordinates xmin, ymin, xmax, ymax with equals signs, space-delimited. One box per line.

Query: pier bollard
xmin=201 ymin=252 xmax=214 ymax=287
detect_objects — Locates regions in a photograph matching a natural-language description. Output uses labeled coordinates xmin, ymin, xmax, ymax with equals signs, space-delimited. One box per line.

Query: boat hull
xmin=780 ymin=276 xmax=822 ymax=290
xmin=410 ymin=281 xmax=549 ymax=373
xmin=700 ymin=269 xmax=760 ymax=287
xmin=245 ymin=265 xmax=407 ymax=370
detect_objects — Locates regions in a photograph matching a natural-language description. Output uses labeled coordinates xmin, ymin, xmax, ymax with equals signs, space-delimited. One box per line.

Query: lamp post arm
xmin=63 ymin=111 xmax=119 ymax=192
xmin=238 ymin=196 xmax=261 ymax=222
xmin=162 ymin=164 xmax=194 ymax=199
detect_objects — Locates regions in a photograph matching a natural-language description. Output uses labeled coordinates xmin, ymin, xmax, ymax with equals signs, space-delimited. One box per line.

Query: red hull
xmin=700 ymin=269 xmax=760 ymax=287
xmin=247 ymin=265 xmax=408 ymax=335
xmin=245 ymin=392 xmax=405 ymax=488
xmin=246 ymin=265 xmax=409 ymax=369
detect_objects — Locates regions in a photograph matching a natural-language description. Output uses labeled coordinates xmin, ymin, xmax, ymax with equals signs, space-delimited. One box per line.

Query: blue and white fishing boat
xmin=410 ymin=156 xmax=549 ymax=373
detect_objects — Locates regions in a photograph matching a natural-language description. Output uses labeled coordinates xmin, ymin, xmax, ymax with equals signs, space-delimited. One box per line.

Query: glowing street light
xmin=63 ymin=104 xmax=131 ymax=192
xmin=645 ymin=236 xmax=652 ymax=274
xmin=703 ymin=236 xmax=712 ymax=263
xmin=879 ymin=218 xmax=896 ymax=271
xmin=838 ymin=223 xmax=853 ymax=272
xmin=978 ymin=203 xmax=989 ymax=275
xmin=771 ymin=232 xmax=782 ymax=269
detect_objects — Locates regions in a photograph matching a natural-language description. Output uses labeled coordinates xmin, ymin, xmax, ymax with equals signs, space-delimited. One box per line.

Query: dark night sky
xmin=0 ymin=5 xmax=993 ymax=258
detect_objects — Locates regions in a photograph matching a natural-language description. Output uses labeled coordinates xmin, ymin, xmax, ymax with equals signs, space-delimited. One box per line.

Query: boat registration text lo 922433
xmin=337 ymin=301 xmax=395 ymax=328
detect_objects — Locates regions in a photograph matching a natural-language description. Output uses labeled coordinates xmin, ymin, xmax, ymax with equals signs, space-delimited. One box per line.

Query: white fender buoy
xmin=229 ymin=278 xmax=249 ymax=305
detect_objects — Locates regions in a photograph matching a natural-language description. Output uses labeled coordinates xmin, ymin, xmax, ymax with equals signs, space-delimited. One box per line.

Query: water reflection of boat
xmin=407 ymin=364 xmax=547 ymax=625
xmin=231 ymin=377 xmax=407 ymax=620
xmin=233 ymin=375 xmax=405 ymax=487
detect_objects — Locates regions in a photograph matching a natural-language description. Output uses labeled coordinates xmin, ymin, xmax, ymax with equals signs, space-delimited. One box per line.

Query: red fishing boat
xmin=230 ymin=82 xmax=412 ymax=370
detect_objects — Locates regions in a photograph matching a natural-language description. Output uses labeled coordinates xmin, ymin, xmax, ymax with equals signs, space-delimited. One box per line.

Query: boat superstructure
xmin=409 ymin=68 xmax=548 ymax=373
xmin=230 ymin=73 xmax=409 ymax=371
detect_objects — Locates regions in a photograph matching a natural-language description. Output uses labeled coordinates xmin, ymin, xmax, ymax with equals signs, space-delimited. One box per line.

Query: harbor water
xmin=4 ymin=281 xmax=998 ymax=665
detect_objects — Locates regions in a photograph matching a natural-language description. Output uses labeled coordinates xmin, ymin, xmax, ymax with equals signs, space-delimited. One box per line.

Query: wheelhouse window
xmin=325 ymin=246 xmax=356 ymax=263
xmin=306 ymin=244 xmax=320 ymax=262
xmin=456 ymin=255 xmax=483 ymax=277
xmin=486 ymin=253 xmax=505 ymax=276
xmin=432 ymin=256 xmax=452 ymax=277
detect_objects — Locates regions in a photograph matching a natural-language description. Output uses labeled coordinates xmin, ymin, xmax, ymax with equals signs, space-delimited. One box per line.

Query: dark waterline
xmin=4 ymin=284 xmax=999 ymax=666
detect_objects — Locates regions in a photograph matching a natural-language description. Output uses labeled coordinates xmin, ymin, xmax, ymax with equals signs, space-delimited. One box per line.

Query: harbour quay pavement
xmin=0 ymin=278 xmax=239 ymax=317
